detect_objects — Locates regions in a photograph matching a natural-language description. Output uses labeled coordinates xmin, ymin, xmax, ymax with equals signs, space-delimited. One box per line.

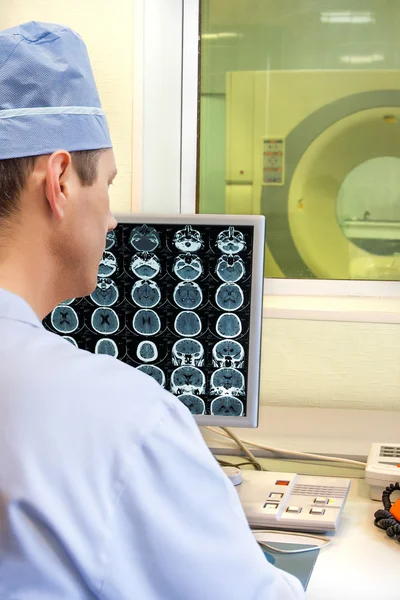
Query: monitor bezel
xmin=114 ymin=213 xmax=265 ymax=428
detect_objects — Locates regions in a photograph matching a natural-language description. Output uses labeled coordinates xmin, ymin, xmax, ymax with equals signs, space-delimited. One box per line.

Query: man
xmin=0 ymin=21 xmax=304 ymax=599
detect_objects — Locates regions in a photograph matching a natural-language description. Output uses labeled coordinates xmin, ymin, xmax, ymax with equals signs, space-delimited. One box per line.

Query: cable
xmin=220 ymin=426 xmax=264 ymax=471
xmin=217 ymin=459 xmax=264 ymax=470
xmin=252 ymin=529 xmax=332 ymax=554
xmin=206 ymin=426 xmax=366 ymax=468
xmin=374 ymin=482 xmax=400 ymax=542
xmin=210 ymin=426 xmax=366 ymax=467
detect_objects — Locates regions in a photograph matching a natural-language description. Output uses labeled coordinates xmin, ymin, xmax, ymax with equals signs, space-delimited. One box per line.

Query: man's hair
xmin=0 ymin=149 xmax=104 ymax=220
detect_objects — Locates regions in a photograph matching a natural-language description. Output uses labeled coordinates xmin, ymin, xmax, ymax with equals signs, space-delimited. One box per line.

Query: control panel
xmin=263 ymin=138 xmax=285 ymax=185
xmin=233 ymin=470 xmax=351 ymax=533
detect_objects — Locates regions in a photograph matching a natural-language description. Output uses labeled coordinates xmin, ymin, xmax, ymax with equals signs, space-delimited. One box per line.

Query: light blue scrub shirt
xmin=0 ymin=288 xmax=304 ymax=599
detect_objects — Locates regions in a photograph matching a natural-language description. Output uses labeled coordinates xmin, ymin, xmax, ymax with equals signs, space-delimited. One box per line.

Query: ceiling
xmin=202 ymin=0 xmax=393 ymax=28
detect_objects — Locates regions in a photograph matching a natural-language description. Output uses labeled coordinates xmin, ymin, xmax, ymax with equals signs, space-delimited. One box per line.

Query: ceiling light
xmin=340 ymin=53 xmax=384 ymax=64
xmin=201 ymin=32 xmax=243 ymax=40
xmin=321 ymin=11 xmax=375 ymax=24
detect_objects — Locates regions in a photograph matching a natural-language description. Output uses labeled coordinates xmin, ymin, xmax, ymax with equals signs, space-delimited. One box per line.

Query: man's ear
xmin=45 ymin=150 xmax=72 ymax=220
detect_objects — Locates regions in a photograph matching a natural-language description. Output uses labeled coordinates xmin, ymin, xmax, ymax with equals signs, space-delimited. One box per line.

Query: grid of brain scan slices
xmin=43 ymin=222 xmax=254 ymax=417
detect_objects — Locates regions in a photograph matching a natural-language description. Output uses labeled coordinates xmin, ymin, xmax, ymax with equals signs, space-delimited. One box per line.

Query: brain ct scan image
xmin=131 ymin=280 xmax=161 ymax=308
xmin=173 ymin=254 xmax=203 ymax=281
xmin=173 ymin=225 xmax=204 ymax=252
xmin=210 ymin=396 xmax=244 ymax=417
xmin=137 ymin=340 xmax=158 ymax=362
xmin=90 ymin=279 xmax=119 ymax=307
xmin=91 ymin=308 xmax=120 ymax=335
xmin=130 ymin=252 xmax=161 ymax=280
xmin=212 ymin=340 xmax=245 ymax=368
xmin=210 ymin=368 xmax=245 ymax=397
xmin=105 ymin=230 xmax=117 ymax=250
xmin=172 ymin=339 xmax=204 ymax=367
xmin=95 ymin=338 xmax=118 ymax=358
xmin=173 ymin=282 xmax=203 ymax=310
xmin=51 ymin=306 xmax=79 ymax=334
xmin=129 ymin=224 xmax=161 ymax=252
xmin=174 ymin=311 xmax=202 ymax=337
xmin=178 ymin=394 xmax=205 ymax=415
xmin=216 ymin=313 xmax=242 ymax=338
xmin=98 ymin=251 xmax=117 ymax=278
xmin=215 ymin=283 xmax=244 ymax=312
xmin=170 ymin=366 xmax=206 ymax=395
xmin=60 ymin=298 xmax=75 ymax=306
xmin=132 ymin=310 xmax=161 ymax=336
xmin=43 ymin=219 xmax=258 ymax=420
xmin=137 ymin=364 xmax=166 ymax=387
xmin=216 ymin=255 xmax=245 ymax=283
xmin=216 ymin=227 xmax=246 ymax=254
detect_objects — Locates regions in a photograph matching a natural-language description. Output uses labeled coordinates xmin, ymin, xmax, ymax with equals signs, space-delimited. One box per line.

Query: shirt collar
xmin=0 ymin=288 xmax=43 ymax=328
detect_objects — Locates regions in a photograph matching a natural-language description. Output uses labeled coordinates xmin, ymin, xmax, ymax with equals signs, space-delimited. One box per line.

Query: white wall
xmin=260 ymin=317 xmax=400 ymax=410
xmin=1 ymin=1 xmax=134 ymax=213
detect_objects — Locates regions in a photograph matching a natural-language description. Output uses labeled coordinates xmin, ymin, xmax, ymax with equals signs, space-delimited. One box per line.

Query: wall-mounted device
xmin=365 ymin=443 xmax=400 ymax=501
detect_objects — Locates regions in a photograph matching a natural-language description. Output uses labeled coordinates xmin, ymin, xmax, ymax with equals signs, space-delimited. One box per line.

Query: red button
xmin=275 ymin=480 xmax=290 ymax=486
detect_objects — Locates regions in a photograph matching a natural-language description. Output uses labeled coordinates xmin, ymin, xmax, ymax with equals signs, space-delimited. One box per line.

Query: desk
xmin=205 ymin=406 xmax=400 ymax=597
xmin=251 ymin=478 xmax=399 ymax=598
xmin=216 ymin=462 xmax=399 ymax=598
xmin=304 ymin=478 xmax=399 ymax=599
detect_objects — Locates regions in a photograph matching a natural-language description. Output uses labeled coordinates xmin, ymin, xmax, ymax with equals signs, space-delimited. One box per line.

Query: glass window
xmin=198 ymin=1 xmax=400 ymax=281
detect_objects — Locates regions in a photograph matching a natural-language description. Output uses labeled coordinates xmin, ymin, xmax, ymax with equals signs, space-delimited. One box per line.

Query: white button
xmin=314 ymin=497 xmax=328 ymax=504
xmin=263 ymin=502 xmax=278 ymax=511
xmin=310 ymin=508 xmax=325 ymax=515
xmin=286 ymin=506 xmax=301 ymax=513
xmin=269 ymin=493 xmax=283 ymax=500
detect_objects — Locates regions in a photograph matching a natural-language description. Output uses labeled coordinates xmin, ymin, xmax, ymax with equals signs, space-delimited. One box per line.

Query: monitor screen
xmin=43 ymin=214 xmax=265 ymax=427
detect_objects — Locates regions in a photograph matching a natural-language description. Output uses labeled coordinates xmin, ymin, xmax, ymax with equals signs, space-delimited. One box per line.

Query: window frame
xmin=135 ymin=0 xmax=186 ymax=214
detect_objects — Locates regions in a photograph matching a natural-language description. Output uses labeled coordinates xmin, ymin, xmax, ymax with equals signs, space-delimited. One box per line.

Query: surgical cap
xmin=0 ymin=21 xmax=112 ymax=160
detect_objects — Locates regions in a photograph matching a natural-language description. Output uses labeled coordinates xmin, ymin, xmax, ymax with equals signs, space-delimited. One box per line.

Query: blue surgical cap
xmin=0 ymin=21 xmax=112 ymax=159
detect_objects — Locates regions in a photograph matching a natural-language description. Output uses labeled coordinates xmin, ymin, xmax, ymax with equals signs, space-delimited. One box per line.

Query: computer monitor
xmin=43 ymin=214 xmax=265 ymax=427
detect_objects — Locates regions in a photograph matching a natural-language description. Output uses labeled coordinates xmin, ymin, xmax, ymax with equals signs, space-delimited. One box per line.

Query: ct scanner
xmin=225 ymin=70 xmax=400 ymax=279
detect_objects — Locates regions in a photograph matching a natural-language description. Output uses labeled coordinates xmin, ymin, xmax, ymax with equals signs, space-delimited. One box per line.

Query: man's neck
xmin=0 ymin=244 xmax=59 ymax=320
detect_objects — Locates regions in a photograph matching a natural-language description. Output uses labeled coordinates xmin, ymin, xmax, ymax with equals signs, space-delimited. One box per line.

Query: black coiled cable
xmin=374 ymin=482 xmax=400 ymax=542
